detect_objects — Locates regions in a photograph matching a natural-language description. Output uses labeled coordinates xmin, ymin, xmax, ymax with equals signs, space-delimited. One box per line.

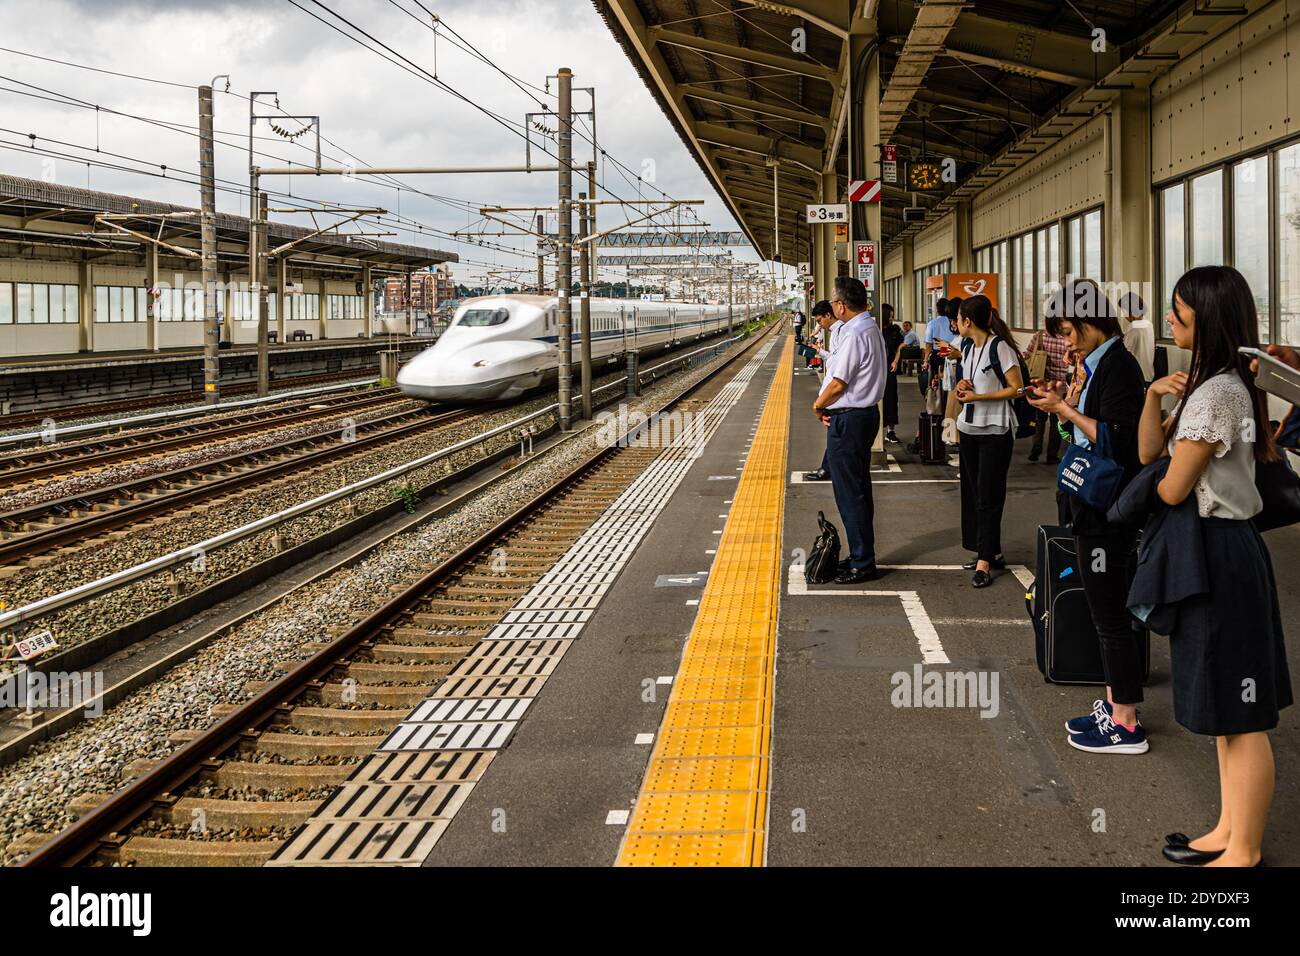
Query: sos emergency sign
xmin=854 ymin=241 xmax=878 ymax=291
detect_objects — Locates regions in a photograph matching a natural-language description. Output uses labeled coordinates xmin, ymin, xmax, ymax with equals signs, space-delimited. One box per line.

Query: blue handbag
xmin=1057 ymin=422 xmax=1124 ymax=511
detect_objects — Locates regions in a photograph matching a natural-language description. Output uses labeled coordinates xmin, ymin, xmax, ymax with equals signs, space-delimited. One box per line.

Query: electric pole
xmin=578 ymin=190 xmax=593 ymax=420
xmin=536 ymin=213 xmax=546 ymax=293
xmin=199 ymin=84 xmax=220 ymax=404
xmin=556 ymin=67 xmax=574 ymax=430
xmin=256 ymin=191 xmax=270 ymax=396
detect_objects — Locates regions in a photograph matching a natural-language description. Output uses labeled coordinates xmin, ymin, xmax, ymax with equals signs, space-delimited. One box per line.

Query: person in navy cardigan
xmin=1027 ymin=279 xmax=1150 ymax=755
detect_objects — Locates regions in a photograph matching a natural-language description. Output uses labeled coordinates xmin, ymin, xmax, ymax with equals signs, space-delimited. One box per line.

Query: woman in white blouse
xmin=1138 ymin=265 xmax=1291 ymax=867
xmin=953 ymin=295 xmax=1023 ymax=588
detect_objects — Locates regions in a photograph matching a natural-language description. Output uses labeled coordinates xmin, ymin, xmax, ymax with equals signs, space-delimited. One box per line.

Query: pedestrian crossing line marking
xmin=615 ymin=338 xmax=791 ymax=868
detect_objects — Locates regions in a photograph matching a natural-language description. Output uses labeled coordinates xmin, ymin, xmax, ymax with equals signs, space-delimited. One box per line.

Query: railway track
xmin=0 ymin=405 xmax=477 ymax=567
xmin=0 ymin=387 xmax=410 ymax=487
xmin=15 ymin=321 xmax=776 ymax=867
xmin=0 ymin=368 xmax=386 ymax=432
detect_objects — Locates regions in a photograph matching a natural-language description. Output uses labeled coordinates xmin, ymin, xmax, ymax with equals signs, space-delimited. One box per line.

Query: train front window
xmin=458 ymin=308 xmax=510 ymax=327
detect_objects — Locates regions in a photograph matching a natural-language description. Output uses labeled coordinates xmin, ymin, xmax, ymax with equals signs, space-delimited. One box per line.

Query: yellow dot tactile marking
xmin=616 ymin=337 xmax=791 ymax=867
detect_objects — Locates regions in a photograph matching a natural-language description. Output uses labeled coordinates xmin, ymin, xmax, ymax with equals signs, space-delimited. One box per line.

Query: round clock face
xmin=908 ymin=161 xmax=942 ymax=190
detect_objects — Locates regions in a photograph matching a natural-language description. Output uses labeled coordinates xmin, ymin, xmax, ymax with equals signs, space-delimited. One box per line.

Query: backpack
xmin=804 ymin=511 xmax=841 ymax=585
xmin=962 ymin=335 xmax=1036 ymax=439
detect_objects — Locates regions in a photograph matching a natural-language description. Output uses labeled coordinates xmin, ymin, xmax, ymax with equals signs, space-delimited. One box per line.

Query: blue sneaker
xmin=1068 ymin=712 xmax=1149 ymax=754
xmin=1065 ymin=699 xmax=1112 ymax=735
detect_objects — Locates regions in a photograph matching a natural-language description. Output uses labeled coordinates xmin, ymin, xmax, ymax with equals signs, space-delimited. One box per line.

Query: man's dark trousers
xmin=826 ymin=406 xmax=880 ymax=571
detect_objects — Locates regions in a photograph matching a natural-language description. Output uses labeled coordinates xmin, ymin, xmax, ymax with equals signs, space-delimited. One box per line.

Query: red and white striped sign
xmin=847 ymin=179 xmax=882 ymax=203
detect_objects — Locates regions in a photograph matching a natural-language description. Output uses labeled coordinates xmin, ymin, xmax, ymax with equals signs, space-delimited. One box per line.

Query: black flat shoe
xmin=802 ymin=469 xmax=830 ymax=481
xmin=971 ymin=569 xmax=994 ymax=588
xmin=834 ymin=567 xmax=878 ymax=584
xmin=961 ymin=556 xmax=1006 ymax=571
xmin=1165 ymin=832 xmax=1191 ymax=846
xmin=1162 ymin=843 xmax=1224 ymax=866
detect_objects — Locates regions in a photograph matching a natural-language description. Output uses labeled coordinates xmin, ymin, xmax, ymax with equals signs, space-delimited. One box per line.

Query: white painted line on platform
xmin=634 ymin=733 xmax=655 ymax=745
xmin=934 ymin=616 xmax=1031 ymax=627
xmin=705 ymin=549 xmax=717 ymax=554
xmin=606 ymin=810 xmax=630 ymax=825
xmin=786 ymin=566 xmax=949 ymax=664
xmin=656 ymin=675 xmax=674 ymax=685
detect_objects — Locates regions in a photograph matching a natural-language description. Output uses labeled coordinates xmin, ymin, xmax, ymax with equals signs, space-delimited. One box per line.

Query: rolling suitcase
xmin=1025 ymin=525 xmax=1150 ymax=685
xmin=919 ymin=412 xmax=946 ymax=465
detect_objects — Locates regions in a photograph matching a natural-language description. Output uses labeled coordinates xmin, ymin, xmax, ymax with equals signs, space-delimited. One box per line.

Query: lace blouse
xmin=1168 ymin=371 xmax=1262 ymax=519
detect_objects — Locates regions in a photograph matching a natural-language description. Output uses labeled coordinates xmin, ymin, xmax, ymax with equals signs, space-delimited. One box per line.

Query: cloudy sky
xmin=0 ymin=0 xmax=791 ymax=288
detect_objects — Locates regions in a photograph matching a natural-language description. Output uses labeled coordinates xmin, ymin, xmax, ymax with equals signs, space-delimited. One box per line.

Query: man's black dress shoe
xmin=802 ymin=469 xmax=830 ymax=481
xmin=971 ymin=569 xmax=994 ymax=589
xmin=1162 ymin=843 xmax=1224 ymax=866
xmin=961 ymin=556 xmax=1006 ymax=570
xmin=834 ymin=567 xmax=878 ymax=584
xmin=1166 ymin=832 xmax=1191 ymax=846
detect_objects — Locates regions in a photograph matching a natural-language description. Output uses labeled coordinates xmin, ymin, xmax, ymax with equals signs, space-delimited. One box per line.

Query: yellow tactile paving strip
xmin=616 ymin=337 xmax=791 ymax=867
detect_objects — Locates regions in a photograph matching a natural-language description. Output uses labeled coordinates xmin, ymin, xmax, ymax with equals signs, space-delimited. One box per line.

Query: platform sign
xmin=806 ymin=203 xmax=848 ymax=224
xmin=847 ymin=180 xmax=882 ymax=203
xmin=854 ymin=241 xmax=878 ymax=291
xmin=797 ymin=261 xmax=811 ymax=278
xmin=13 ymin=629 xmax=58 ymax=662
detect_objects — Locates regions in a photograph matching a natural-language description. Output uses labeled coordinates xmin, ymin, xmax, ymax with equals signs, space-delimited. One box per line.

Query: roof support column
xmin=362 ymin=264 xmax=373 ymax=338
xmin=954 ymin=200 xmax=973 ymax=273
xmin=900 ymin=236 xmax=916 ymax=327
xmin=78 ymin=259 xmax=92 ymax=353
xmin=319 ymin=276 xmax=328 ymax=341
xmin=818 ymin=171 xmax=839 ymax=303
xmin=849 ymin=25 xmax=881 ymax=245
xmin=1107 ymin=90 xmax=1152 ymax=298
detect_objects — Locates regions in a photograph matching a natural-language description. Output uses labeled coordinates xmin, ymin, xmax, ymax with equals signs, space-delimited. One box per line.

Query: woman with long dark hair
xmin=1138 ymin=265 xmax=1291 ymax=866
xmin=1027 ymin=279 xmax=1149 ymax=755
xmin=880 ymin=303 xmax=903 ymax=443
xmin=953 ymin=295 xmax=1022 ymax=587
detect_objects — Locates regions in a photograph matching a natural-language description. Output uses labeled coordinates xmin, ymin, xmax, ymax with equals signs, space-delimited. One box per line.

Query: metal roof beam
xmin=694 ymin=122 xmax=824 ymax=172
xmin=680 ymin=85 xmax=832 ymax=130
xmin=732 ymin=0 xmax=851 ymax=39
xmin=942 ymin=11 xmax=1120 ymax=87
xmin=647 ymin=25 xmax=837 ymax=84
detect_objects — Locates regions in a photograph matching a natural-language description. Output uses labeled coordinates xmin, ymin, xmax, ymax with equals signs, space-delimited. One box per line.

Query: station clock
xmin=906 ymin=160 xmax=944 ymax=191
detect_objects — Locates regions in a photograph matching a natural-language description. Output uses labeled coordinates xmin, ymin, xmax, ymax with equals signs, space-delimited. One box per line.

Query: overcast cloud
xmin=0 ymin=0 xmax=791 ymax=287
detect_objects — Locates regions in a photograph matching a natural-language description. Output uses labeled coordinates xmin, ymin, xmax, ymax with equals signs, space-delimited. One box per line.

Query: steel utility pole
xmin=556 ymin=67 xmax=574 ymax=430
xmin=728 ymin=268 xmax=735 ymax=335
xmin=535 ymin=213 xmax=546 ymax=293
xmin=199 ymin=84 xmax=220 ymax=404
xmin=256 ymin=192 xmax=271 ymax=396
xmin=587 ymin=162 xmax=598 ymax=297
xmin=578 ymin=190 xmax=593 ymax=420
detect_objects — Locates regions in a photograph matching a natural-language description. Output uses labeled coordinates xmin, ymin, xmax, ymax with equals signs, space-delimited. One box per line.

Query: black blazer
xmin=1066 ymin=338 xmax=1147 ymax=536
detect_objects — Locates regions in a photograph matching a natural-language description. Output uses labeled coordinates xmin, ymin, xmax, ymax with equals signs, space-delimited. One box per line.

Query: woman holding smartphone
xmin=1138 ymin=266 xmax=1290 ymax=866
xmin=1026 ymin=279 xmax=1148 ymax=755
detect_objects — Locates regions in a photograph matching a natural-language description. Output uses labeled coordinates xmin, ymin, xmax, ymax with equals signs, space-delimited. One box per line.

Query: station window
xmin=94 ymin=285 xmax=150 ymax=322
xmin=12 ymin=283 xmax=80 ymax=323
xmin=0 ymin=282 xmax=10 ymax=324
xmin=1234 ymin=156 xmax=1270 ymax=344
xmin=1157 ymin=148 xmax=1293 ymax=342
xmin=157 ymin=287 xmax=203 ymax=321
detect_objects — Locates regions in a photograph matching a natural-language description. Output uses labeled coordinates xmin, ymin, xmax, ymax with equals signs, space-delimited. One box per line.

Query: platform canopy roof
xmin=0 ymin=173 xmax=457 ymax=275
xmin=593 ymin=0 xmax=1248 ymax=252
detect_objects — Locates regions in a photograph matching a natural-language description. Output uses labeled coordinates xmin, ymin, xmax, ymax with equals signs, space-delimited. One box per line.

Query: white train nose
xmin=397 ymin=338 xmax=554 ymax=402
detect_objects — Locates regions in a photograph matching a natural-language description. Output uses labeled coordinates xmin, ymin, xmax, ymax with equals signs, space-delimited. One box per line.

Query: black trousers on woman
xmin=958 ymin=430 xmax=1014 ymax=562
xmin=882 ymin=370 xmax=899 ymax=428
xmin=1075 ymin=529 xmax=1143 ymax=705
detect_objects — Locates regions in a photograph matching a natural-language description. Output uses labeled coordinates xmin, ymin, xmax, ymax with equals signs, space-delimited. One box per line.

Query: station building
xmin=0 ymin=173 xmax=456 ymax=358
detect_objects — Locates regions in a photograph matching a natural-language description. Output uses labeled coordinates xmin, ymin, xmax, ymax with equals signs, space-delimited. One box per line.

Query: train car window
xmin=458 ymin=308 xmax=511 ymax=327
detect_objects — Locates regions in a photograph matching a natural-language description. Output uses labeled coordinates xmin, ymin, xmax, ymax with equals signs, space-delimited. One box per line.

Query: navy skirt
xmin=1169 ymin=518 xmax=1293 ymax=736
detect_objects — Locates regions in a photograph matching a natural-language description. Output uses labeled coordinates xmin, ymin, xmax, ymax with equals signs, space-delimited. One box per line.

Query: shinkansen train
xmin=396 ymin=294 xmax=769 ymax=402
